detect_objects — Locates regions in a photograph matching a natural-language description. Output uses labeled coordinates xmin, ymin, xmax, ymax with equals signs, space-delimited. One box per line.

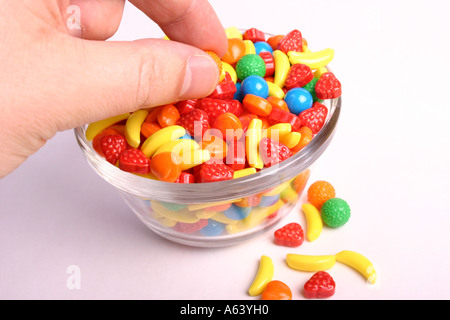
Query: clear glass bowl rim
xmin=74 ymin=95 xmax=341 ymax=204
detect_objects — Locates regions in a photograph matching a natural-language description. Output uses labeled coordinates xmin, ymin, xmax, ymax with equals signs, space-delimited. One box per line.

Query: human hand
xmin=0 ymin=0 xmax=227 ymax=178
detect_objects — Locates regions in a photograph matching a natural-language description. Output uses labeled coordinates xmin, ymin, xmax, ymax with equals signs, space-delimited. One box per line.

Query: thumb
xmin=56 ymin=37 xmax=220 ymax=130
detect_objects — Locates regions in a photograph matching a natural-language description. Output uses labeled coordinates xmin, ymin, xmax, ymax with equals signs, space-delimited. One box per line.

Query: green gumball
xmin=321 ymin=198 xmax=351 ymax=227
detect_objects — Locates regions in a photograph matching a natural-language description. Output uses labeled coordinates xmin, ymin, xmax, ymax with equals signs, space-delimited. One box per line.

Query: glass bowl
xmin=74 ymin=93 xmax=341 ymax=247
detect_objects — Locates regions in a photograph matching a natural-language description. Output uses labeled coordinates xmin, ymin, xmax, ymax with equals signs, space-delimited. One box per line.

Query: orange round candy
xmin=307 ymin=180 xmax=336 ymax=209
xmin=261 ymin=280 xmax=292 ymax=300
xmin=150 ymin=152 xmax=182 ymax=182
xmin=157 ymin=104 xmax=180 ymax=128
xmin=267 ymin=35 xmax=284 ymax=51
xmin=243 ymin=94 xmax=273 ymax=117
xmin=291 ymin=126 xmax=313 ymax=153
xmin=267 ymin=96 xmax=289 ymax=112
xmin=213 ymin=112 xmax=243 ymax=141
xmin=141 ymin=122 xmax=162 ymax=138
xmin=222 ymin=38 xmax=246 ymax=65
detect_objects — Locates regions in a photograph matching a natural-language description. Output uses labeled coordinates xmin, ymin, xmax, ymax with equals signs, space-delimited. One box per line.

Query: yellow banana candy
xmin=243 ymin=40 xmax=256 ymax=55
xmin=233 ymin=168 xmax=257 ymax=179
xmin=85 ymin=113 xmax=130 ymax=141
xmin=273 ymin=50 xmax=290 ymax=88
xmin=225 ymin=26 xmax=243 ymax=40
xmin=245 ymin=118 xmax=264 ymax=169
xmin=222 ymin=61 xmax=237 ymax=83
xmin=287 ymin=48 xmax=334 ymax=70
xmin=335 ymin=250 xmax=377 ymax=284
xmin=248 ymin=255 xmax=274 ymax=296
xmin=301 ymin=203 xmax=323 ymax=242
xmin=180 ymin=149 xmax=210 ymax=171
xmin=153 ymin=139 xmax=199 ymax=157
xmin=286 ymin=253 xmax=336 ymax=272
xmin=125 ymin=109 xmax=149 ymax=148
xmin=280 ymin=131 xmax=301 ymax=149
xmin=267 ymin=81 xmax=285 ymax=99
xmin=140 ymin=125 xmax=186 ymax=158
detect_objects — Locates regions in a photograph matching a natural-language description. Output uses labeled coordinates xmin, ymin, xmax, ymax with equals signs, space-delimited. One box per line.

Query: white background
xmin=1 ymin=0 xmax=450 ymax=300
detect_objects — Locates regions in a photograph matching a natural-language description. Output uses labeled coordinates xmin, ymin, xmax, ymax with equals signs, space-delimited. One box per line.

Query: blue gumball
xmin=199 ymin=220 xmax=225 ymax=236
xmin=223 ymin=204 xmax=251 ymax=221
xmin=254 ymin=41 xmax=273 ymax=55
xmin=234 ymin=82 xmax=243 ymax=101
xmin=284 ymin=88 xmax=313 ymax=115
xmin=241 ymin=75 xmax=269 ymax=99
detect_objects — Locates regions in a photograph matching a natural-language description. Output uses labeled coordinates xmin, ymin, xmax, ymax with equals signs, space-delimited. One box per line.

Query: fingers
xmin=130 ymin=0 xmax=228 ymax=57
xmin=51 ymin=36 xmax=219 ymax=130
xmin=66 ymin=0 xmax=125 ymax=40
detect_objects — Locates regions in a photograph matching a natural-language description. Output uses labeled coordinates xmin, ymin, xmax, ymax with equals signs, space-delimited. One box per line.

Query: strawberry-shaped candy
xmin=99 ymin=134 xmax=127 ymax=165
xmin=173 ymin=219 xmax=208 ymax=234
xmin=198 ymin=98 xmax=230 ymax=125
xmin=298 ymin=102 xmax=328 ymax=134
xmin=274 ymin=222 xmax=304 ymax=247
xmin=176 ymin=109 xmax=209 ymax=138
xmin=259 ymin=137 xmax=293 ymax=167
xmin=118 ymin=148 xmax=150 ymax=174
xmin=315 ymin=72 xmax=342 ymax=99
xmin=303 ymin=271 xmax=336 ymax=299
xmin=277 ymin=29 xmax=303 ymax=53
xmin=227 ymin=99 xmax=244 ymax=117
xmin=197 ymin=162 xmax=234 ymax=183
xmin=285 ymin=64 xmax=313 ymax=90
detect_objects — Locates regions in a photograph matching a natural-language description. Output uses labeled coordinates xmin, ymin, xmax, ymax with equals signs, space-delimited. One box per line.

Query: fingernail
xmin=180 ymin=54 xmax=219 ymax=99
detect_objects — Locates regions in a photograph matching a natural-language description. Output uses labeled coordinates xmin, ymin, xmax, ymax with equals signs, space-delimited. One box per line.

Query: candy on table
xmin=261 ymin=280 xmax=292 ymax=300
xmin=321 ymin=197 xmax=351 ymax=228
xmin=303 ymin=271 xmax=336 ymax=299
xmin=248 ymin=255 xmax=274 ymax=296
xmin=307 ymin=180 xmax=336 ymax=209
xmin=273 ymin=222 xmax=304 ymax=247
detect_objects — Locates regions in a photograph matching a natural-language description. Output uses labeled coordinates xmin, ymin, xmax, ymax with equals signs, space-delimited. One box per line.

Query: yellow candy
xmin=273 ymin=50 xmax=290 ymax=88
xmin=140 ymin=125 xmax=185 ymax=158
xmin=280 ymin=131 xmax=302 ymax=149
xmin=248 ymin=255 xmax=274 ymax=296
xmin=243 ymin=40 xmax=256 ymax=55
xmin=264 ymin=123 xmax=292 ymax=140
xmin=150 ymin=201 xmax=199 ymax=223
xmin=125 ymin=109 xmax=149 ymax=148
xmin=280 ymin=186 xmax=299 ymax=203
xmin=233 ymin=167 xmax=257 ymax=179
xmin=226 ymin=200 xmax=283 ymax=234
xmin=221 ymin=61 xmax=237 ymax=83
xmin=85 ymin=113 xmax=130 ymax=141
xmin=314 ymin=66 xmax=328 ymax=79
xmin=335 ymin=250 xmax=377 ymax=284
xmin=286 ymin=253 xmax=336 ymax=272
xmin=287 ymin=48 xmax=334 ymax=70
xmin=267 ymin=81 xmax=285 ymax=99
xmin=301 ymin=203 xmax=323 ymax=242
xmin=180 ymin=149 xmax=210 ymax=171
xmin=245 ymin=118 xmax=264 ymax=169
xmin=210 ymin=212 xmax=240 ymax=225
xmin=195 ymin=210 xmax=216 ymax=219
xmin=187 ymin=199 xmax=241 ymax=211
xmin=153 ymin=139 xmax=199 ymax=157
xmin=225 ymin=26 xmax=243 ymax=40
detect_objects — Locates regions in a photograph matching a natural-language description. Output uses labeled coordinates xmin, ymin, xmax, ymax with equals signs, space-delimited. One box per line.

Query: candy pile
xmin=85 ymin=27 xmax=342 ymax=183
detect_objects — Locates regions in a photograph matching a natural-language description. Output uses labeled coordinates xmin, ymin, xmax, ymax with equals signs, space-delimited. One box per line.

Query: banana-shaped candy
xmin=85 ymin=113 xmax=130 ymax=141
xmin=335 ymin=250 xmax=377 ymax=284
xmin=273 ymin=50 xmax=290 ymax=88
xmin=248 ymin=255 xmax=274 ymax=296
xmin=125 ymin=109 xmax=149 ymax=148
xmin=140 ymin=125 xmax=186 ymax=158
xmin=287 ymin=48 xmax=334 ymax=70
xmin=301 ymin=203 xmax=323 ymax=242
xmin=245 ymin=118 xmax=264 ymax=169
xmin=286 ymin=253 xmax=336 ymax=272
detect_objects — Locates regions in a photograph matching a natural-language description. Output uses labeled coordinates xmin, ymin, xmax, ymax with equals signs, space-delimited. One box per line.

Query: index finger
xmin=129 ymin=0 xmax=228 ymax=57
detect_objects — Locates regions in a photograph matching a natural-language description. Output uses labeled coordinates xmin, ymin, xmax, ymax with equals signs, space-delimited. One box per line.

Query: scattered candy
xmin=307 ymin=180 xmax=336 ymax=209
xmin=248 ymin=255 xmax=274 ymax=296
xmin=286 ymin=253 xmax=336 ymax=272
xmin=274 ymin=222 xmax=304 ymax=247
xmin=335 ymin=250 xmax=377 ymax=284
xmin=301 ymin=203 xmax=323 ymax=242
xmin=303 ymin=271 xmax=336 ymax=299
xmin=321 ymin=198 xmax=351 ymax=227
xmin=261 ymin=280 xmax=292 ymax=300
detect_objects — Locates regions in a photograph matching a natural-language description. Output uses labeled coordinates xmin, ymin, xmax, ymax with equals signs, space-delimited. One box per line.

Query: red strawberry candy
xmin=118 ymin=148 xmax=150 ymax=174
xmin=99 ymin=134 xmax=127 ymax=165
xmin=198 ymin=98 xmax=230 ymax=125
xmin=197 ymin=162 xmax=234 ymax=183
xmin=267 ymin=108 xmax=302 ymax=131
xmin=298 ymin=102 xmax=328 ymax=134
xmin=277 ymin=29 xmax=303 ymax=53
xmin=303 ymin=271 xmax=336 ymax=299
xmin=175 ymin=99 xmax=198 ymax=115
xmin=285 ymin=63 xmax=313 ymax=90
xmin=274 ymin=222 xmax=304 ymax=247
xmin=227 ymin=100 xmax=244 ymax=117
xmin=315 ymin=72 xmax=342 ymax=99
xmin=176 ymin=109 xmax=209 ymax=137
xmin=175 ymin=172 xmax=195 ymax=183
xmin=259 ymin=137 xmax=293 ymax=167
